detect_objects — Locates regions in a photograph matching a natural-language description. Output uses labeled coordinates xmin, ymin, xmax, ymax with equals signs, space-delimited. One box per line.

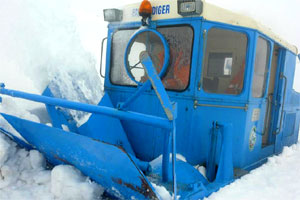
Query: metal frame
xmin=100 ymin=37 xmax=107 ymax=78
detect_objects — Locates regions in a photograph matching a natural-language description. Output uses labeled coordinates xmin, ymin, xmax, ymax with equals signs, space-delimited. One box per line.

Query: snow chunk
xmin=29 ymin=150 xmax=46 ymax=169
xmin=195 ymin=165 xmax=207 ymax=178
xmin=51 ymin=165 xmax=103 ymax=200
xmin=152 ymin=182 xmax=172 ymax=200
xmin=0 ymin=135 xmax=12 ymax=166
xmin=0 ymin=135 xmax=103 ymax=200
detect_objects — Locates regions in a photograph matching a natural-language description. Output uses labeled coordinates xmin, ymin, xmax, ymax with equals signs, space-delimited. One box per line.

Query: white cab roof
xmin=121 ymin=0 xmax=298 ymax=54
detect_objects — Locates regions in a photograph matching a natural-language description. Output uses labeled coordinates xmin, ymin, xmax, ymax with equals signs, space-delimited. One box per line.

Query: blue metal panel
xmin=78 ymin=93 xmax=136 ymax=156
xmin=276 ymin=50 xmax=299 ymax=149
xmin=42 ymin=87 xmax=78 ymax=132
xmin=149 ymin=159 xmax=208 ymax=198
xmin=0 ymin=128 xmax=33 ymax=150
xmin=1 ymin=113 xmax=159 ymax=200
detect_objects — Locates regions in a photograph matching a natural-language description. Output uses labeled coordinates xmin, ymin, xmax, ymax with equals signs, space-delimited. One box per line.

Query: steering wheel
xmin=124 ymin=28 xmax=170 ymax=85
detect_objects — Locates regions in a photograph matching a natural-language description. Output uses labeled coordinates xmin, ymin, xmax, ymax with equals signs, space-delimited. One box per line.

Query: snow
xmin=152 ymin=182 xmax=181 ymax=200
xmin=206 ymin=141 xmax=300 ymax=200
xmin=152 ymin=183 xmax=172 ymax=200
xmin=0 ymin=0 xmax=299 ymax=199
xmin=0 ymin=134 xmax=103 ymax=200
xmin=0 ymin=1 xmax=105 ymax=198
xmin=51 ymin=165 xmax=103 ymax=200
xmin=195 ymin=165 xmax=207 ymax=178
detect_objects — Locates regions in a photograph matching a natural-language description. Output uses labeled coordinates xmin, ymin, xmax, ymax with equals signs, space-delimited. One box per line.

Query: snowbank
xmin=0 ymin=134 xmax=103 ymax=200
xmin=0 ymin=1 xmax=105 ymax=199
xmin=206 ymin=142 xmax=300 ymax=200
xmin=0 ymin=0 xmax=103 ymax=132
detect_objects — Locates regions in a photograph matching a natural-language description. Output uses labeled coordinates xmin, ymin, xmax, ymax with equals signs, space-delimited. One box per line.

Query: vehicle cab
xmin=102 ymin=0 xmax=300 ymax=180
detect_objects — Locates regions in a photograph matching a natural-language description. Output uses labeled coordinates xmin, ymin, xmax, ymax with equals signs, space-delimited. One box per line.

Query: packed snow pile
xmin=0 ymin=1 xmax=104 ymax=198
xmin=0 ymin=0 xmax=103 ymax=134
xmin=0 ymin=134 xmax=103 ymax=200
xmin=206 ymin=140 xmax=300 ymax=200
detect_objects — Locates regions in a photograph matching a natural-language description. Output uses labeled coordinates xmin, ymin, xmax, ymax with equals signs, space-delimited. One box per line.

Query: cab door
xmin=190 ymin=22 xmax=251 ymax=166
xmin=250 ymin=36 xmax=273 ymax=148
xmin=251 ymin=36 xmax=289 ymax=155
xmin=261 ymin=45 xmax=285 ymax=148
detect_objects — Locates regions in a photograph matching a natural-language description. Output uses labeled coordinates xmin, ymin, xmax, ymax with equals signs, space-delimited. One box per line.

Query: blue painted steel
xmin=141 ymin=52 xmax=174 ymax=120
xmin=78 ymin=93 xmax=136 ymax=156
xmin=0 ymin=86 xmax=172 ymax=130
xmin=140 ymin=51 xmax=177 ymax=197
xmin=1 ymin=113 xmax=159 ymax=199
xmin=42 ymin=87 xmax=78 ymax=132
xmin=171 ymin=118 xmax=177 ymax=198
xmin=162 ymin=131 xmax=171 ymax=182
xmin=119 ymin=81 xmax=151 ymax=110
xmin=214 ymin=122 xmax=234 ymax=183
xmin=206 ymin=122 xmax=218 ymax=182
xmin=0 ymin=128 xmax=32 ymax=150
xmin=206 ymin=122 xmax=233 ymax=183
xmin=149 ymin=158 xmax=208 ymax=199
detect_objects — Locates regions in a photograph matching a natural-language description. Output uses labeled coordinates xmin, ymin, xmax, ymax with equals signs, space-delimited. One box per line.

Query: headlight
xmin=103 ymin=9 xmax=123 ymax=22
xmin=177 ymin=0 xmax=203 ymax=16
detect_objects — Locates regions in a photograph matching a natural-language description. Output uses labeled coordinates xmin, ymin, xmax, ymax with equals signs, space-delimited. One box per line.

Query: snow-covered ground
xmin=0 ymin=0 xmax=300 ymax=199
xmin=206 ymin=139 xmax=300 ymax=200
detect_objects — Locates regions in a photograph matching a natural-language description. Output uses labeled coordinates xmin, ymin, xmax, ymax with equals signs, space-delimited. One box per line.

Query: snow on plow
xmin=1 ymin=0 xmax=300 ymax=199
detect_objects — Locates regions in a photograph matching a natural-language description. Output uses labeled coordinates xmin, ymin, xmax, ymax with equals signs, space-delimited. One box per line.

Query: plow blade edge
xmin=0 ymin=113 xmax=159 ymax=200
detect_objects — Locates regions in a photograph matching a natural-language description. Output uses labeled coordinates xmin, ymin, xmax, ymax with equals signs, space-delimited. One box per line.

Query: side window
xmin=252 ymin=37 xmax=270 ymax=98
xmin=202 ymin=28 xmax=248 ymax=95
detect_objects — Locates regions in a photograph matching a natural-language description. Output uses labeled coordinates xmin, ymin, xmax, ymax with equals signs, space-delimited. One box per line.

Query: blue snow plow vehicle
xmin=1 ymin=0 xmax=300 ymax=199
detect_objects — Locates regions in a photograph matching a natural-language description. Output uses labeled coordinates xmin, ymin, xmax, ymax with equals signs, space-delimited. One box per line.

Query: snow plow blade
xmin=0 ymin=113 xmax=159 ymax=200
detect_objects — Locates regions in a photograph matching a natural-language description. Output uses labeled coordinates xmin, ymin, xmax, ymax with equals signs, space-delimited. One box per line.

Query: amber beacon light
xmin=139 ymin=0 xmax=152 ymax=25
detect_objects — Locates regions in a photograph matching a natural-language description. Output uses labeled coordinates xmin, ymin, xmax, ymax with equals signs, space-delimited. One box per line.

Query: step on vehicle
xmin=1 ymin=0 xmax=300 ymax=199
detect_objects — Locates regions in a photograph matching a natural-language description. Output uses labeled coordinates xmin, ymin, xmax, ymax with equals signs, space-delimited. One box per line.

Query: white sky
xmin=69 ymin=0 xmax=300 ymax=91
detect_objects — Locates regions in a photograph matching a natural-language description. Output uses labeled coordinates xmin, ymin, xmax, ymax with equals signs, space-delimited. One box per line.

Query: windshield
xmin=110 ymin=26 xmax=194 ymax=91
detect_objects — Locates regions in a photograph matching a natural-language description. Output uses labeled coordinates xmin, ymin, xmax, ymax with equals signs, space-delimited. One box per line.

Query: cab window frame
xmin=201 ymin=26 xmax=249 ymax=96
